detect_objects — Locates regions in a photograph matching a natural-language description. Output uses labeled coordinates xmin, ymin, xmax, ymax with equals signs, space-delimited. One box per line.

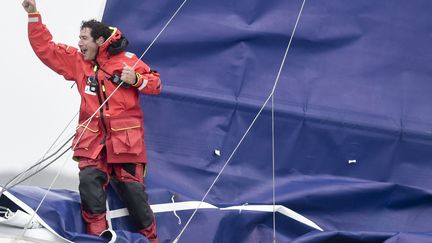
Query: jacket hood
xmin=97 ymin=27 xmax=129 ymax=60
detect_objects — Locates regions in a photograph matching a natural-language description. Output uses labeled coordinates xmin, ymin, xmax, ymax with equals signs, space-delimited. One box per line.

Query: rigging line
xmin=0 ymin=206 xmax=12 ymax=218
xmin=0 ymin=135 xmax=74 ymax=197
xmin=272 ymin=94 xmax=276 ymax=243
xmin=0 ymin=112 xmax=78 ymax=197
xmin=3 ymin=145 xmax=72 ymax=192
xmin=269 ymin=0 xmax=306 ymax=96
xmin=174 ymin=76 xmax=273 ymax=243
xmin=3 ymin=146 xmax=71 ymax=239
xmin=174 ymin=77 xmax=272 ymax=243
xmin=269 ymin=1 xmax=307 ymax=240
xmin=0 ymin=134 xmax=73 ymax=183
xmin=132 ymin=0 xmax=188 ymax=69
xmin=43 ymin=111 xmax=78 ymax=158
xmin=27 ymin=111 xmax=78 ymax=186
xmin=174 ymin=0 xmax=307 ymax=241
xmin=21 ymin=148 xmax=73 ymax=239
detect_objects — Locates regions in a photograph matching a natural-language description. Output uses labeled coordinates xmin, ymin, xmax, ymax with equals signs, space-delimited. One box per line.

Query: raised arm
xmin=23 ymin=0 xmax=80 ymax=81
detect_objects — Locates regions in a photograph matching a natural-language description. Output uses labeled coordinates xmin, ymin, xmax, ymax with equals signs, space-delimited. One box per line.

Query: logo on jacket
xmin=84 ymin=76 xmax=98 ymax=96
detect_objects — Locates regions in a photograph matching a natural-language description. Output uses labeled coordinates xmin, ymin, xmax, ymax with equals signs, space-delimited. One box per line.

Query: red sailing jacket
xmin=27 ymin=13 xmax=161 ymax=163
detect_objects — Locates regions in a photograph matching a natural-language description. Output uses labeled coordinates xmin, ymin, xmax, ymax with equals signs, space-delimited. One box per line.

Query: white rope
xmin=133 ymin=0 xmax=189 ymax=69
xmin=271 ymin=2 xmax=306 ymax=240
xmin=0 ymin=112 xmax=78 ymax=197
xmin=0 ymin=206 xmax=12 ymax=218
xmin=106 ymin=199 xmax=113 ymax=230
xmin=272 ymin=93 xmax=276 ymax=243
xmin=43 ymin=111 xmax=79 ymax=156
xmin=27 ymin=111 xmax=79 ymax=185
xmin=171 ymin=195 xmax=182 ymax=225
xmin=20 ymin=148 xmax=73 ymax=238
xmin=174 ymin=1 xmax=307 ymax=242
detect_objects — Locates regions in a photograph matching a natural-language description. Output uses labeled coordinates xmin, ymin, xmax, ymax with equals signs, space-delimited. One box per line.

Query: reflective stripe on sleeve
xmin=124 ymin=52 xmax=134 ymax=58
xmin=28 ymin=17 xmax=39 ymax=23
xmin=138 ymin=79 xmax=148 ymax=91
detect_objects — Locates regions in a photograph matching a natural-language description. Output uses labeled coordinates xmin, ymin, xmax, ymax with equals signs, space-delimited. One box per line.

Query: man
xmin=22 ymin=0 xmax=161 ymax=242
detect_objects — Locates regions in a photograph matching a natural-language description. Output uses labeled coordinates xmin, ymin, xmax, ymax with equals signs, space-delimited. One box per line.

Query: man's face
xmin=78 ymin=27 xmax=101 ymax=61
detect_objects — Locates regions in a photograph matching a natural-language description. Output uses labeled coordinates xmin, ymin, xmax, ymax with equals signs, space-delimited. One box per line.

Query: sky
xmin=0 ymin=0 xmax=106 ymax=191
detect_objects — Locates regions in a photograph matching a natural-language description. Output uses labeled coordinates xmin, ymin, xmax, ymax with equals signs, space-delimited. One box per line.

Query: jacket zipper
xmin=101 ymin=79 xmax=110 ymax=110
xmin=94 ymin=68 xmax=108 ymax=145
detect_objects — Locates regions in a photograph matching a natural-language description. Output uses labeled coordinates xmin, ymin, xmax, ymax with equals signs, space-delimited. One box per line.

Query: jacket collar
xmin=96 ymin=27 xmax=123 ymax=62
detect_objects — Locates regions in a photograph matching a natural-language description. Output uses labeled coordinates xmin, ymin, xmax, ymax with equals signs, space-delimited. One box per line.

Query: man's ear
xmin=96 ymin=37 xmax=105 ymax=46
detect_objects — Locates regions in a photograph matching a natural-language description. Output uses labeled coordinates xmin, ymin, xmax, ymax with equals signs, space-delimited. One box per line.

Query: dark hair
xmin=80 ymin=19 xmax=112 ymax=42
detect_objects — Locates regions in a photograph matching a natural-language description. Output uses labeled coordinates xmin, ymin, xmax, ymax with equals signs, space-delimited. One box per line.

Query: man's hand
xmin=22 ymin=0 xmax=37 ymax=13
xmin=121 ymin=63 xmax=137 ymax=85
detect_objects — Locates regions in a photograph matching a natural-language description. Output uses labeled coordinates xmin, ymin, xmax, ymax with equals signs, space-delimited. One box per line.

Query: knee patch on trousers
xmin=79 ymin=167 xmax=109 ymax=214
xmin=118 ymin=181 xmax=153 ymax=229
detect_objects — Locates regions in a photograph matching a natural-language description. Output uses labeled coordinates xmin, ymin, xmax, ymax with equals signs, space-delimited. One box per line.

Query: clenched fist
xmin=121 ymin=63 xmax=137 ymax=85
xmin=22 ymin=0 xmax=37 ymax=13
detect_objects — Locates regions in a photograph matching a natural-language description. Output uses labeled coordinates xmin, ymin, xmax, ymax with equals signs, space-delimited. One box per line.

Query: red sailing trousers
xmin=78 ymin=152 xmax=157 ymax=242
